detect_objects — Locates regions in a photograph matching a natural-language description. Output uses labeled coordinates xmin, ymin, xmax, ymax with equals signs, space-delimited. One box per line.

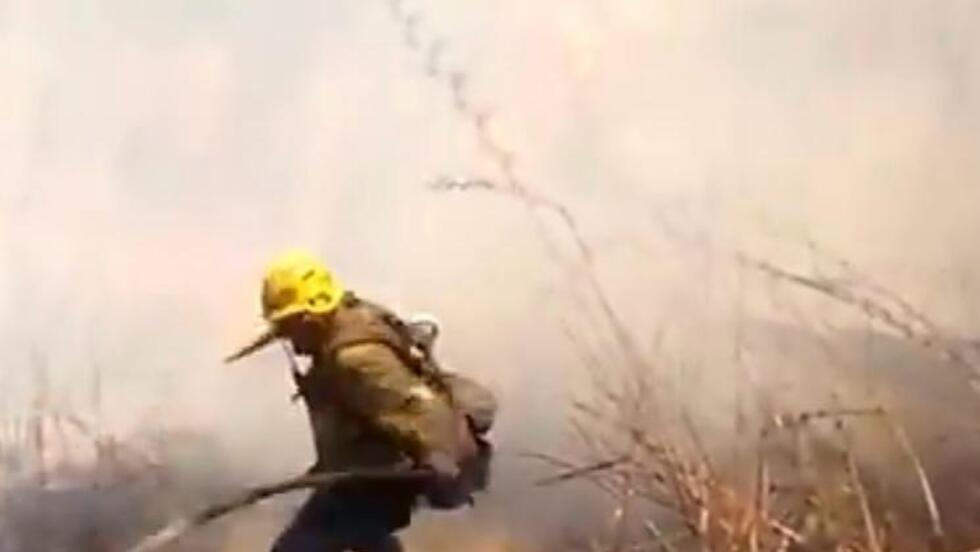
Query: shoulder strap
xmin=325 ymin=294 xmax=402 ymax=350
xmin=324 ymin=293 xmax=461 ymax=410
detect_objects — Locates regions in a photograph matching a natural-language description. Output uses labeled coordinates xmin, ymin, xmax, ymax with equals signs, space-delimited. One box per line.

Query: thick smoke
xmin=1 ymin=0 xmax=979 ymax=549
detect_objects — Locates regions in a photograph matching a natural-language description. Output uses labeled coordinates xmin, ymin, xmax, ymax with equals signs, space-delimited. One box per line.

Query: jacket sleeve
xmin=331 ymin=342 xmax=463 ymax=463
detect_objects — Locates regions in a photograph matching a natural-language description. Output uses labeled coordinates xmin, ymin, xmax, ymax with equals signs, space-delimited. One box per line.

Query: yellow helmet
xmin=260 ymin=248 xmax=345 ymax=322
xmin=225 ymin=248 xmax=345 ymax=363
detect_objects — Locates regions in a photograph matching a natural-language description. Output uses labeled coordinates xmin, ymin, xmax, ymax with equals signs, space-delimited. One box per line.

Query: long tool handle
xmin=124 ymin=468 xmax=431 ymax=552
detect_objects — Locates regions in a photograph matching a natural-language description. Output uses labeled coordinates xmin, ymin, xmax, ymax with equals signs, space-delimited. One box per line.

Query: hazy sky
xmin=2 ymin=0 xmax=980 ymax=543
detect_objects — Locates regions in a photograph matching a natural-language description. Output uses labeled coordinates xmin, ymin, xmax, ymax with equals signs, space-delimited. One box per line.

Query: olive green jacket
xmin=294 ymin=294 xmax=471 ymax=472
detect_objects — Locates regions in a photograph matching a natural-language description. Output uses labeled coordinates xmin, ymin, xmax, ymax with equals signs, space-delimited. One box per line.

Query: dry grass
xmin=530 ymin=249 xmax=980 ymax=552
xmin=432 ymin=167 xmax=980 ymax=550
xmin=538 ymin=399 xmax=953 ymax=551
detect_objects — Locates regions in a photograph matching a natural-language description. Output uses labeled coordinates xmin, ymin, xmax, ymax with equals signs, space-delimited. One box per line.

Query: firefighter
xmin=226 ymin=249 xmax=493 ymax=552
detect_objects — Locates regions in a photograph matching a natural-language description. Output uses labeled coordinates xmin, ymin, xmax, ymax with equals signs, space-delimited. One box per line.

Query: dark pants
xmin=270 ymin=480 xmax=418 ymax=552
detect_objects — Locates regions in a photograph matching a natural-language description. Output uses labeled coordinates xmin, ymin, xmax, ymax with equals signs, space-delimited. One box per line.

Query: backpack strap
xmin=324 ymin=293 xmax=412 ymax=360
xmin=323 ymin=293 xmax=453 ymax=396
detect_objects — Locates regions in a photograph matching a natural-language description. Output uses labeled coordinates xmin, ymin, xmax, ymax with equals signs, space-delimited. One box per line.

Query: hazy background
xmin=2 ymin=0 xmax=980 ymax=548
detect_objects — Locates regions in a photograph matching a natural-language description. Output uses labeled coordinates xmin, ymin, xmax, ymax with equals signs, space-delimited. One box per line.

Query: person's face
xmin=275 ymin=312 xmax=323 ymax=355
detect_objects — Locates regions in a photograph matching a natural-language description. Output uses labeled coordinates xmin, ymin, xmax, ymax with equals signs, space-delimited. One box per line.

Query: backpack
xmin=327 ymin=294 xmax=497 ymax=507
xmin=391 ymin=309 xmax=498 ymax=507
xmin=350 ymin=299 xmax=499 ymax=439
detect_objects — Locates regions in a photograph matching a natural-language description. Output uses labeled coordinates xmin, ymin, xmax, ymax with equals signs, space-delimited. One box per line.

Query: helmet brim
xmin=264 ymin=292 xmax=344 ymax=324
